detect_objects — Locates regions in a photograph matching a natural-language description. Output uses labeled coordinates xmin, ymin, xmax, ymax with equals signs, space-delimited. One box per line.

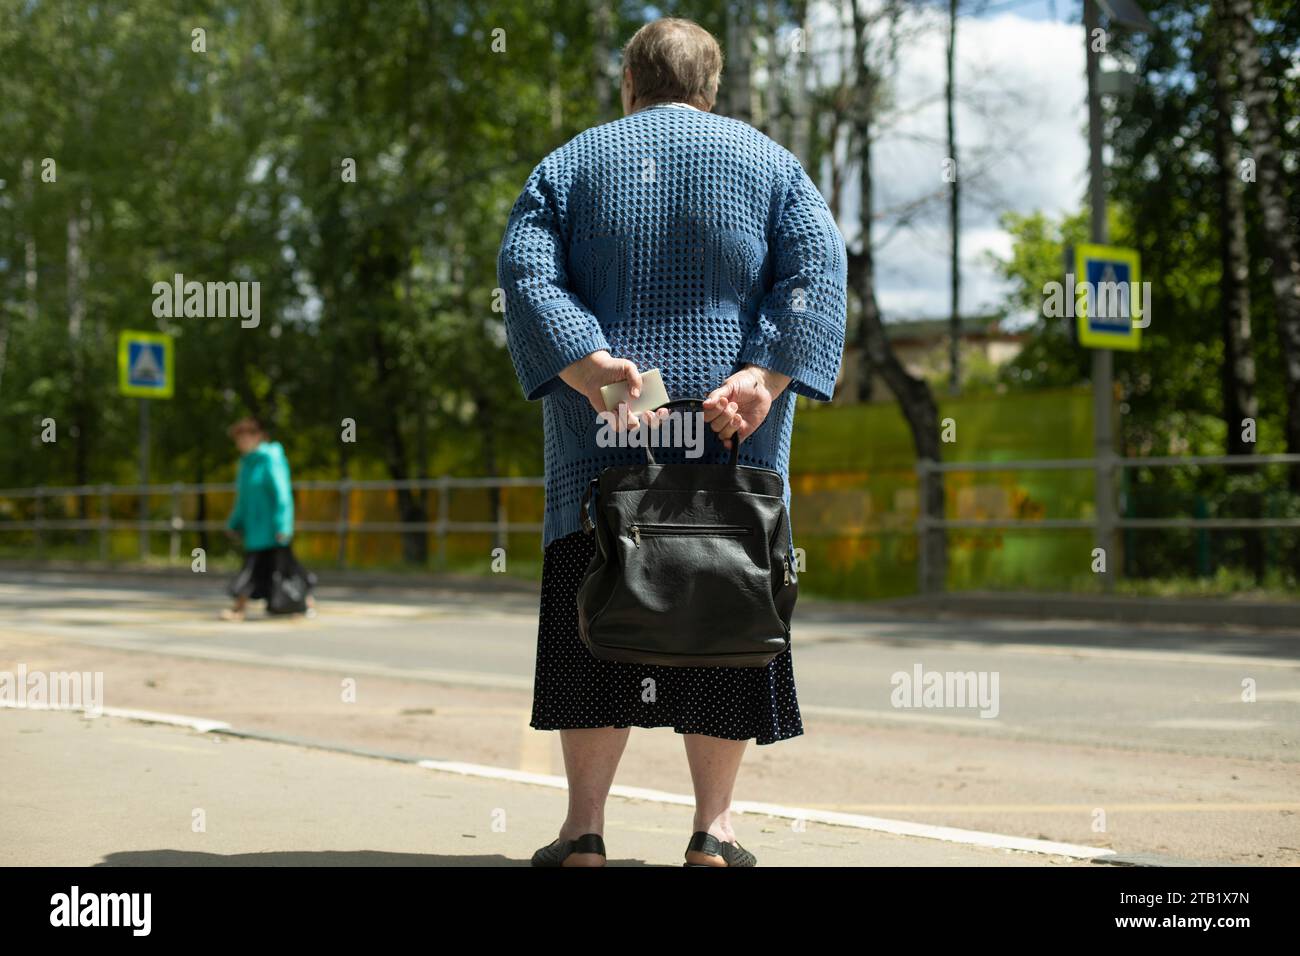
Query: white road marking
xmin=1148 ymin=718 xmax=1271 ymax=730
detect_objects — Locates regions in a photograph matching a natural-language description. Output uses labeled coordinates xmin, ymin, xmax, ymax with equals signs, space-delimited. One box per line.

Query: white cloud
xmin=810 ymin=4 xmax=1086 ymax=321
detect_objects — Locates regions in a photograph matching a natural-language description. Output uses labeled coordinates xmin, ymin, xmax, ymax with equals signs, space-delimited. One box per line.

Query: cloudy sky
xmin=806 ymin=0 xmax=1089 ymax=326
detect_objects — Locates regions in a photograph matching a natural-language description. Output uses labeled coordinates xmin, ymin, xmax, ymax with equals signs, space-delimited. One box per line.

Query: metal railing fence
xmin=5 ymin=452 xmax=1299 ymax=589
xmin=0 ymin=476 xmax=544 ymax=568
xmin=916 ymin=452 xmax=1300 ymax=593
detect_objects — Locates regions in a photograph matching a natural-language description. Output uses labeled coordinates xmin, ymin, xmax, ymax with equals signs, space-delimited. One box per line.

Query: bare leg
xmin=682 ymin=734 xmax=748 ymax=866
xmin=293 ymin=593 xmax=318 ymax=618
xmin=220 ymin=595 xmax=248 ymax=621
xmin=553 ymin=726 xmax=630 ymax=866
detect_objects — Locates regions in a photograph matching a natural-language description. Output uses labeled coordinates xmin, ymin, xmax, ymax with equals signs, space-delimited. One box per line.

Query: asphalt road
xmin=2 ymin=571 xmax=1297 ymax=865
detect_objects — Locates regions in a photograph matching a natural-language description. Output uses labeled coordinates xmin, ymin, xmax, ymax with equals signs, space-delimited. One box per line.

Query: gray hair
xmin=621 ymin=18 xmax=723 ymax=111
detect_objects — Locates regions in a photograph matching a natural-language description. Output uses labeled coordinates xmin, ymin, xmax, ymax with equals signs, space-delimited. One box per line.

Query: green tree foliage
xmin=0 ymin=0 xmax=634 ymax=508
xmin=989 ymin=0 xmax=1300 ymax=587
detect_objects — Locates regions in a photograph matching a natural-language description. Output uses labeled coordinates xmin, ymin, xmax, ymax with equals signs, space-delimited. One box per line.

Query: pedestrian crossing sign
xmin=118 ymin=331 xmax=174 ymax=398
xmin=1074 ymin=244 xmax=1143 ymax=351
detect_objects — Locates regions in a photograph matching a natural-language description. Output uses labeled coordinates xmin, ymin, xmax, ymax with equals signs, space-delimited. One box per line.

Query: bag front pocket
xmin=594 ymin=518 xmax=787 ymax=657
xmin=628 ymin=522 xmax=751 ymax=547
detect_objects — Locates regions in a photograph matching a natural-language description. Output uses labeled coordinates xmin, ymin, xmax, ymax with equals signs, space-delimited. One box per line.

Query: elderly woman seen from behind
xmin=498 ymin=17 xmax=847 ymax=867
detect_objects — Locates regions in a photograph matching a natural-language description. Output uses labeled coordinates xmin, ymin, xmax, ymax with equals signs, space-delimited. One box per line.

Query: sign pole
xmin=119 ymin=329 xmax=173 ymax=562
xmin=1086 ymin=0 xmax=1116 ymax=592
xmin=139 ymin=397 xmax=151 ymax=560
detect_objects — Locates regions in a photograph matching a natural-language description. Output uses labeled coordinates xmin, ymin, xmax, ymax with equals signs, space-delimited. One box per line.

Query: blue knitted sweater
xmin=498 ymin=103 xmax=848 ymax=550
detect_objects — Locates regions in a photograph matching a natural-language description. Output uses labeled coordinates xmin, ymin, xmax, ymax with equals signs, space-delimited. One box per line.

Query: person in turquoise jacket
xmin=228 ymin=430 xmax=294 ymax=550
xmin=222 ymin=417 xmax=316 ymax=620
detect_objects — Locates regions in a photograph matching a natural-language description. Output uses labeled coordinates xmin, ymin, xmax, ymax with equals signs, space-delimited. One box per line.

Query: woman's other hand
xmin=559 ymin=349 xmax=650 ymax=431
xmin=702 ymin=365 xmax=792 ymax=450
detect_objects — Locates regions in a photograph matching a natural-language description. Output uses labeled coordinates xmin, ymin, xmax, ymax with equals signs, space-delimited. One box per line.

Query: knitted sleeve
xmin=738 ymin=159 xmax=848 ymax=402
xmin=498 ymin=158 xmax=612 ymax=401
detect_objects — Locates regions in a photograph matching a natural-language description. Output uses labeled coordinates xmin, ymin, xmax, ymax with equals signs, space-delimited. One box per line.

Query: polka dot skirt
xmin=530 ymin=528 xmax=804 ymax=745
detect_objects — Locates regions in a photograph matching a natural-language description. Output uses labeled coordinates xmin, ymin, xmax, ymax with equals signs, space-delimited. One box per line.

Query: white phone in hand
xmin=600 ymin=368 xmax=671 ymax=415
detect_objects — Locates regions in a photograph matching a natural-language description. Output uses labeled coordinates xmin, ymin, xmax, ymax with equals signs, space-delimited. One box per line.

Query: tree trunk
xmin=67 ymin=200 xmax=93 ymax=538
xmin=946 ymin=0 xmax=961 ymax=396
xmin=1211 ymin=27 xmax=1263 ymax=581
xmin=1221 ymin=0 xmax=1300 ymax=489
xmin=848 ymin=0 xmax=946 ymax=591
xmin=477 ymin=389 xmax=503 ymax=552
xmin=592 ymin=0 xmax=613 ymax=119
xmin=790 ymin=0 xmax=811 ymax=166
xmin=1211 ymin=36 xmax=1258 ymax=456
xmin=23 ymin=158 xmax=37 ymax=324
xmin=726 ymin=4 xmax=755 ymax=123
xmin=369 ymin=325 xmax=428 ymax=565
xmin=764 ymin=0 xmax=781 ymax=136
xmin=196 ymin=455 xmax=209 ymax=558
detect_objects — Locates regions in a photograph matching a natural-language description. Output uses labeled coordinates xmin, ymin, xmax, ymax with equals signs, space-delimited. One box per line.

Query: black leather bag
xmin=576 ymin=398 xmax=798 ymax=668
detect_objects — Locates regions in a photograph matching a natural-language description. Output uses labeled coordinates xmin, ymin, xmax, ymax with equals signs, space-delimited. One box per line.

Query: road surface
xmin=1 ymin=571 xmax=1296 ymax=865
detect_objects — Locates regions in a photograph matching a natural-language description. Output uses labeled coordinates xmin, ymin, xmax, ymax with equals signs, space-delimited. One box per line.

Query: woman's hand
xmin=702 ymin=364 xmax=792 ymax=450
xmin=558 ymin=349 xmax=657 ymax=431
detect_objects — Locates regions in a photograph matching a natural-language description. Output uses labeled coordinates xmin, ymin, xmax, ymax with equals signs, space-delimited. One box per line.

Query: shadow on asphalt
xmin=792 ymin=607 xmax=1300 ymax=660
xmin=96 ymin=850 xmax=661 ymax=867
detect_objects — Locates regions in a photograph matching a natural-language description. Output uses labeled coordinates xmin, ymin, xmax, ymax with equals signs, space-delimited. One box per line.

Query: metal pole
xmin=496 ymin=494 xmax=508 ymax=555
xmin=34 ymin=486 xmax=45 ymax=559
xmin=436 ymin=477 xmax=450 ymax=570
xmin=336 ymin=480 xmax=351 ymax=569
xmin=916 ymin=459 xmax=931 ymax=594
xmin=169 ymin=482 xmax=182 ymax=564
xmin=1086 ymin=0 xmax=1116 ymax=592
xmin=139 ymin=398 xmax=150 ymax=560
xmin=99 ymin=483 xmax=111 ymax=562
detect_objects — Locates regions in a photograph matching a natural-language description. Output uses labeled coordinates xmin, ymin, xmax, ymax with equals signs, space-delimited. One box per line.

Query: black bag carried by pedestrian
xmin=576 ymin=398 xmax=798 ymax=668
xmin=267 ymin=545 xmax=315 ymax=615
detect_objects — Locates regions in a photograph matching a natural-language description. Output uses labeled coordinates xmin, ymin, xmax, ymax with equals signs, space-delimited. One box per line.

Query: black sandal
xmin=531 ymin=833 xmax=606 ymax=867
xmin=683 ymin=831 xmax=757 ymax=867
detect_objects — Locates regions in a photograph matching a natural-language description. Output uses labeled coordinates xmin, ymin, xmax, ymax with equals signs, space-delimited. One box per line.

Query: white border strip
xmin=728 ymin=799 xmax=1112 ymax=858
xmin=1 ymin=699 xmax=230 ymax=733
xmin=98 ymin=706 xmax=231 ymax=733
xmin=415 ymin=758 xmax=1113 ymax=859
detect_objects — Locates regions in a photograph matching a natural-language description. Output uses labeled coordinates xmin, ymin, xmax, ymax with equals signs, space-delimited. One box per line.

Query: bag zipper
xmin=629 ymin=523 xmax=751 ymax=548
xmin=782 ymin=553 xmax=791 ymax=586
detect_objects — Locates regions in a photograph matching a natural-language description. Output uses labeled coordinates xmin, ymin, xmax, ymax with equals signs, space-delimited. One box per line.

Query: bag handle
xmin=638 ymin=398 xmax=740 ymax=468
xmin=581 ymin=398 xmax=740 ymax=534
xmin=580 ymin=477 xmax=599 ymax=534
